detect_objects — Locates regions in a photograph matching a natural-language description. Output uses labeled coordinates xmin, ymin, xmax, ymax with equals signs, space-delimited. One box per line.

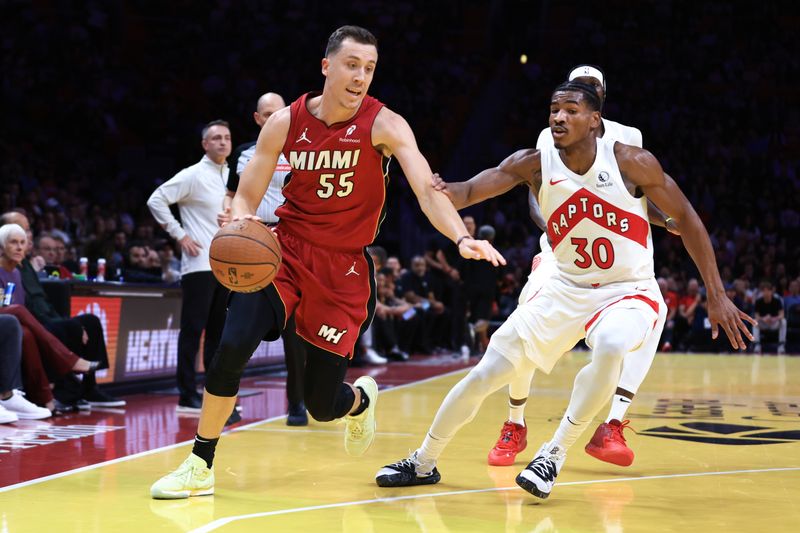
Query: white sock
xmin=551 ymin=412 xmax=589 ymax=451
xmin=507 ymin=368 xmax=533 ymax=425
xmin=508 ymin=400 xmax=526 ymax=426
xmin=606 ymin=394 xmax=633 ymax=423
xmin=417 ymin=432 xmax=450 ymax=469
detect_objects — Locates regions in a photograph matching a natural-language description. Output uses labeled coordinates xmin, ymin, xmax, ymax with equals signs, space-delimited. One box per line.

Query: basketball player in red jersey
xmin=376 ymin=80 xmax=754 ymax=499
xmin=151 ymin=25 xmax=504 ymax=499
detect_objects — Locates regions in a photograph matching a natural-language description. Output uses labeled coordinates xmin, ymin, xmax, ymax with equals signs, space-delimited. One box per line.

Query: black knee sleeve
xmin=305 ymin=383 xmax=354 ymax=422
xmin=204 ymin=338 xmax=252 ymax=397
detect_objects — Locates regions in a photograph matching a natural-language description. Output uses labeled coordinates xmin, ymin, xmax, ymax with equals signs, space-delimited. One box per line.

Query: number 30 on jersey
xmin=317 ymin=171 xmax=355 ymax=199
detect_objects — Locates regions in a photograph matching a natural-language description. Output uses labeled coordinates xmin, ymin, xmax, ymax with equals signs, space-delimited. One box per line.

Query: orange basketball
xmin=209 ymin=219 xmax=281 ymax=293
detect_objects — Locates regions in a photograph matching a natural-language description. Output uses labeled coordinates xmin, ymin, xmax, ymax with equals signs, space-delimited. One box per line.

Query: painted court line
xmin=241 ymin=428 xmax=414 ymax=436
xmin=0 ymin=367 xmax=470 ymax=493
xmin=188 ymin=466 xmax=800 ymax=533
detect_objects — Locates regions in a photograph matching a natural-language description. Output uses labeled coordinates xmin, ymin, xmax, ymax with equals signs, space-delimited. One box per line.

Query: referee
xmin=220 ymin=92 xmax=308 ymax=426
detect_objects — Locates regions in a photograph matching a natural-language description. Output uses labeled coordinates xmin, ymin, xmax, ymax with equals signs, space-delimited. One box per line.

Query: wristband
xmin=456 ymin=235 xmax=471 ymax=247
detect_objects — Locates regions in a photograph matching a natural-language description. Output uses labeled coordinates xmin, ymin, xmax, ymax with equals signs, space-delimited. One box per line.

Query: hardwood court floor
xmin=1 ymin=353 xmax=799 ymax=532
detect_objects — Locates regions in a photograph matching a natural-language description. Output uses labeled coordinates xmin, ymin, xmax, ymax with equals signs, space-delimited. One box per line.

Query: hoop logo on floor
xmin=0 ymin=425 xmax=124 ymax=453
xmin=635 ymin=399 xmax=800 ymax=445
xmin=639 ymin=422 xmax=800 ymax=445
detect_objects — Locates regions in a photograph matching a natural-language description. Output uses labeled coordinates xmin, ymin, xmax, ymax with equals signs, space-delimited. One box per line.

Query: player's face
xmin=574 ymin=75 xmax=605 ymax=102
xmin=322 ymin=38 xmax=378 ymax=110
xmin=549 ymin=91 xmax=600 ymax=149
xmin=202 ymin=125 xmax=232 ymax=162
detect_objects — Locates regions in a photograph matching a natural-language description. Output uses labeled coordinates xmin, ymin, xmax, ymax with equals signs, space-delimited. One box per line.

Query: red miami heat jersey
xmin=538 ymin=137 xmax=655 ymax=286
xmin=277 ymin=92 xmax=390 ymax=250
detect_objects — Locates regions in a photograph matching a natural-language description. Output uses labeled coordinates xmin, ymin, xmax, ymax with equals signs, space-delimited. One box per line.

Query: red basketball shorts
xmin=271 ymin=229 xmax=375 ymax=358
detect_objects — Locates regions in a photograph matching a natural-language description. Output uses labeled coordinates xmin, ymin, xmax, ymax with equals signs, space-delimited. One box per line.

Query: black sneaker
xmin=85 ymin=388 xmax=127 ymax=407
xmin=176 ymin=394 xmax=202 ymax=413
xmin=375 ymin=451 xmax=441 ymax=487
xmin=76 ymin=399 xmax=92 ymax=411
xmin=225 ymin=407 xmax=242 ymax=426
xmin=286 ymin=402 xmax=308 ymax=426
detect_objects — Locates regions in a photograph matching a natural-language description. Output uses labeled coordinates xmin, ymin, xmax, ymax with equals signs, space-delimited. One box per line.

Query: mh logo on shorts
xmin=318 ymin=324 xmax=347 ymax=345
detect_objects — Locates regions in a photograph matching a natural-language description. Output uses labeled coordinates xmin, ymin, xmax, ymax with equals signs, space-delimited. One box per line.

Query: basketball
xmin=209 ymin=219 xmax=281 ymax=293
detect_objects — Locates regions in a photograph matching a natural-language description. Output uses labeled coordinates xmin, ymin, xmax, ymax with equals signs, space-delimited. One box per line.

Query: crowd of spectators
xmin=2 ymin=1 xmax=798 ymax=368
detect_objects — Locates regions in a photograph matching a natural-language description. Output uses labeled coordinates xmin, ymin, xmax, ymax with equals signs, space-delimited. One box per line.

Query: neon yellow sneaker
xmin=150 ymin=453 xmax=215 ymax=499
xmin=344 ymin=376 xmax=378 ymax=456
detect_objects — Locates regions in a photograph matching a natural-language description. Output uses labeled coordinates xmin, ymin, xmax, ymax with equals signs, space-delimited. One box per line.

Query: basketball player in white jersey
xmin=375 ymin=80 xmax=754 ymax=499
xmin=485 ymin=65 xmax=676 ymax=469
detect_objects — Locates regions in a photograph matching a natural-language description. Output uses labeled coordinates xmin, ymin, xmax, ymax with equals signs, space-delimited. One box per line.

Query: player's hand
xmin=707 ymin=294 xmax=756 ymax=350
xmin=179 ymin=235 xmax=203 ymax=257
xmin=217 ymin=207 xmax=231 ymax=227
xmin=431 ymin=173 xmax=450 ymax=193
xmin=231 ymin=214 xmax=263 ymax=223
xmin=458 ymin=237 xmax=506 ymax=266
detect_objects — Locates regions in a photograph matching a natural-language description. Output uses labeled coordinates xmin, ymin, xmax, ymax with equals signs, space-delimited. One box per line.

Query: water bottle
xmin=2 ymin=282 xmax=15 ymax=306
xmin=96 ymin=258 xmax=106 ymax=282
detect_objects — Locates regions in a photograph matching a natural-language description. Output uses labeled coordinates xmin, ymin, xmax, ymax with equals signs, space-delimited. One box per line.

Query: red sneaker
xmin=585 ymin=419 xmax=634 ymax=467
xmin=487 ymin=421 xmax=527 ymax=466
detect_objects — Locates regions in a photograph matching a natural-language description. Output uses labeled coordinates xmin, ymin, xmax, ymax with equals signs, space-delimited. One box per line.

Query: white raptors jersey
xmin=533 ymin=118 xmax=642 ymax=255
xmin=539 ymin=137 xmax=654 ymax=286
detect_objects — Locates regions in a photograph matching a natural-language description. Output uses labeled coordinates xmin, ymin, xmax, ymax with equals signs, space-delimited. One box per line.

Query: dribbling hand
xmin=458 ymin=236 xmax=506 ymax=266
xmin=707 ymin=295 xmax=756 ymax=350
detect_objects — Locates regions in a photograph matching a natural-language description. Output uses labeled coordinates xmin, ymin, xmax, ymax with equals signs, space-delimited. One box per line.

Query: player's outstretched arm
xmin=430 ymin=149 xmax=537 ymax=210
xmin=616 ymin=144 xmax=755 ymax=349
xmin=232 ymin=107 xmax=290 ymax=219
xmin=374 ymin=108 xmax=505 ymax=266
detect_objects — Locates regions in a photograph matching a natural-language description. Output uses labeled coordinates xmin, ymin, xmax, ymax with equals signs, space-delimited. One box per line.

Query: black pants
xmin=46 ymin=313 xmax=110 ymax=400
xmin=206 ymin=288 xmax=355 ymax=422
xmin=283 ymin=314 xmax=305 ymax=405
xmin=177 ymin=271 xmax=228 ymax=400
xmin=0 ymin=315 xmax=23 ymax=392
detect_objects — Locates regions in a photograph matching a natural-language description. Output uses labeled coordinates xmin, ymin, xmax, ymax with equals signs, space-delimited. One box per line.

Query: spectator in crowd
xmin=146 ymin=120 xmax=231 ymax=415
xmin=372 ymin=272 xmax=415 ymax=361
xmin=464 ymin=224 xmax=500 ymax=354
xmin=753 ymin=281 xmax=787 ymax=354
xmin=35 ymin=233 xmax=72 ymax=279
xmin=659 ymin=277 xmax=678 ymax=351
xmin=1 ymin=225 xmax=97 ymax=414
xmin=676 ymin=278 xmax=702 ymax=350
xmin=0 ymin=314 xmax=52 ymax=421
xmin=401 ymin=255 xmax=448 ymax=354
xmin=0 ymin=214 xmax=123 ymax=408
xmin=385 ymin=256 xmax=405 ymax=284
xmin=425 ymin=216 xmax=473 ymax=358
xmin=783 ymin=279 xmax=800 ymax=311
xmin=0 ymin=315 xmax=26 ymax=424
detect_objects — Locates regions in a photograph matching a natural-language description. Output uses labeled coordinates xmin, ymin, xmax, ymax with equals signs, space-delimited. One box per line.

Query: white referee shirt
xmin=235 ymin=143 xmax=291 ymax=224
xmin=147 ymin=155 xmax=228 ymax=275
